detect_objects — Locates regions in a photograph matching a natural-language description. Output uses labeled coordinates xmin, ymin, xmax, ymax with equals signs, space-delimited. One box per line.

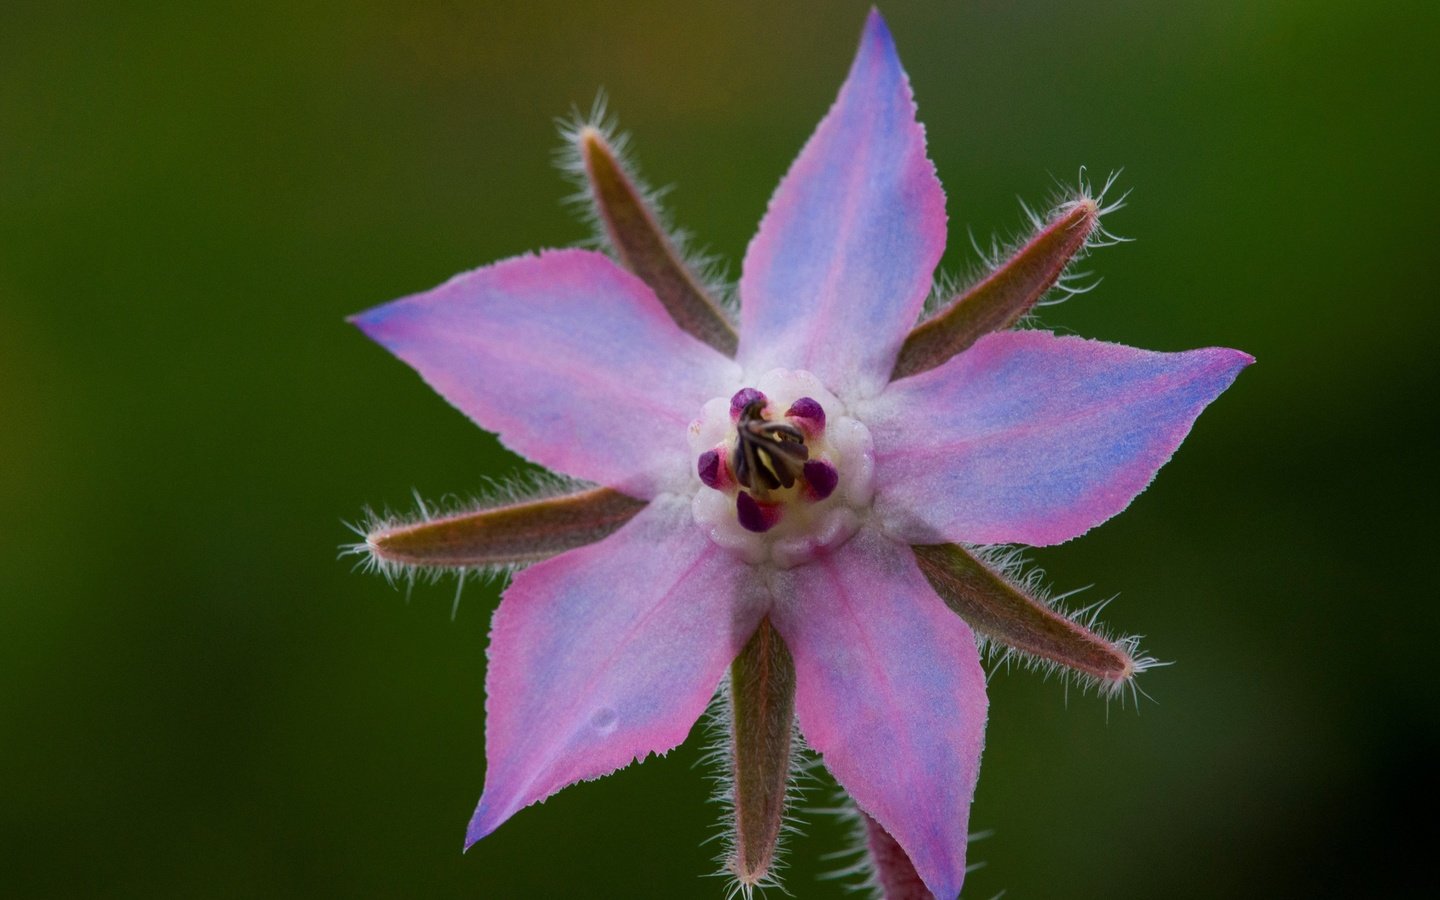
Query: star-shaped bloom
xmin=350 ymin=11 xmax=1250 ymax=898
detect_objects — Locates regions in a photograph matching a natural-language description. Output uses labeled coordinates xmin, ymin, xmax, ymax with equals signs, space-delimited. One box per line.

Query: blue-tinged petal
xmin=352 ymin=249 xmax=742 ymax=497
xmin=467 ymin=496 xmax=766 ymax=843
xmin=863 ymin=330 xmax=1253 ymax=546
xmin=770 ymin=526 xmax=986 ymax=900
xmin=738 ymin=10 xmax=947 ymax=402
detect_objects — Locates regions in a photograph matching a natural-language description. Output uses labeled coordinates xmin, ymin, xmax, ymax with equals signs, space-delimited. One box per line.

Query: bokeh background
xmin=3 ymin=1 xmax=1436 ymax=897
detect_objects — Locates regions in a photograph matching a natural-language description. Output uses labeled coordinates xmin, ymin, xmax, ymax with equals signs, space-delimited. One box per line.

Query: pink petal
xmin=865 ymin=330 xmax=1254 ymax=547
xmin=352 ymin=249 xmax=742 ymax=497
xmin=737 ymin=10 xmax=946 ymax=401
xmin=770 ymin=527 xmax=986 ymax=900
xmin=467 ymin=497 xmax=766 ymax=844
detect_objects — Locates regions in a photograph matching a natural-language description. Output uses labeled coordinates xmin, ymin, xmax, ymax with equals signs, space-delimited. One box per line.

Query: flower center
xmin=688 ymin=369 xmax=874 ymax=568
xmin=732 ymin=395 xmax=809 ymax=495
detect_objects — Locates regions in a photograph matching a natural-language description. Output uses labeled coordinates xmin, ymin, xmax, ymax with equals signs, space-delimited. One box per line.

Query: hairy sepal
xmin=727 ymin=617 xmax=798 ymax=890
xmin=893 ymin=198 xmax=1100 ymax=380
xmin=819 ymin=789 xmax=990 ymax=900
xmin=862 ymin=811 xmax=936 ymax=900
xmin=350 ymin=484 xmax=646 ymax=580
xmin=913 ymin=542 xmax=1147 ymax=696
xmin=563 ymin=110 xmax=738 ymax=356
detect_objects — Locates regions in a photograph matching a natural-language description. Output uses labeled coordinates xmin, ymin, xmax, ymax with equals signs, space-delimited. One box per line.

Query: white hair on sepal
xmin=813 ymin=791 xmax=879 ymax=897
xmin=553 ymin=90 xmax=738 ymax=317
xmin=554 ymin=89 xmax=631 ymax=240
xmin=919 ymin=266 xmax=970 ymax=320
xmin=815 ymin=789 xmax=999 ymax=898
xmin=337 ymin=469 xmax=595 ymax=608
xmin=966 ymin=543 xmax=1168 ymax=712
xmin=1026 ymin=167 xmax=1132 ymax=312
xmin=1055 ymin=166 xmax=1132 ymax=247
xmin=922 ymin=168 xmax=1131 ymax=324
xmin=697 ymin=677 xmax=816 ymax=900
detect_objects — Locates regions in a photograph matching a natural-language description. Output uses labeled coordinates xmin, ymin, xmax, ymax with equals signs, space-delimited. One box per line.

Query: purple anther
xmin=730 ymin=387 xmax=766 ymax=420
xmin=697 ymin=449 xmax=722 ymax=490
xmin=803 ymin=459 xmax=839 ymax=501
xmin=789 ymin=397 xmax=823 ymax=429
xmin=735 ymin=491 xmax=778 ymax=533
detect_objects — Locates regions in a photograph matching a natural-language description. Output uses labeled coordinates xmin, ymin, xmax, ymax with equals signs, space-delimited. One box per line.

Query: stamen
xmin=730 ymin=387 xmax=766 ymax=420
xmin=698 ymin=449 xmax=723 ymax=489
xmin=686 ymin=370 xmax=871 ymax=567
xmin=736 ymin=491 xmax=779 ymax=533
xmin=785 ymin=396 xmax=826 ymax=434
xmin=733 ymin=399 xmax=809 ymax=495
xmin=802 ymin=460 xmax=839 ymax=501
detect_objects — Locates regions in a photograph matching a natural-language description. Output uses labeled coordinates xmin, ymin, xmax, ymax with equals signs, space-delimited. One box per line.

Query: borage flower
xmin=349 ymin=10 xmax=1250 ymax=899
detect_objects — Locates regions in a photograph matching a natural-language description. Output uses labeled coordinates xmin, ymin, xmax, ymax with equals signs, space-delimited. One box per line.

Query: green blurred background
xmin=3 ymin=1 xmax=1436 ymax=896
